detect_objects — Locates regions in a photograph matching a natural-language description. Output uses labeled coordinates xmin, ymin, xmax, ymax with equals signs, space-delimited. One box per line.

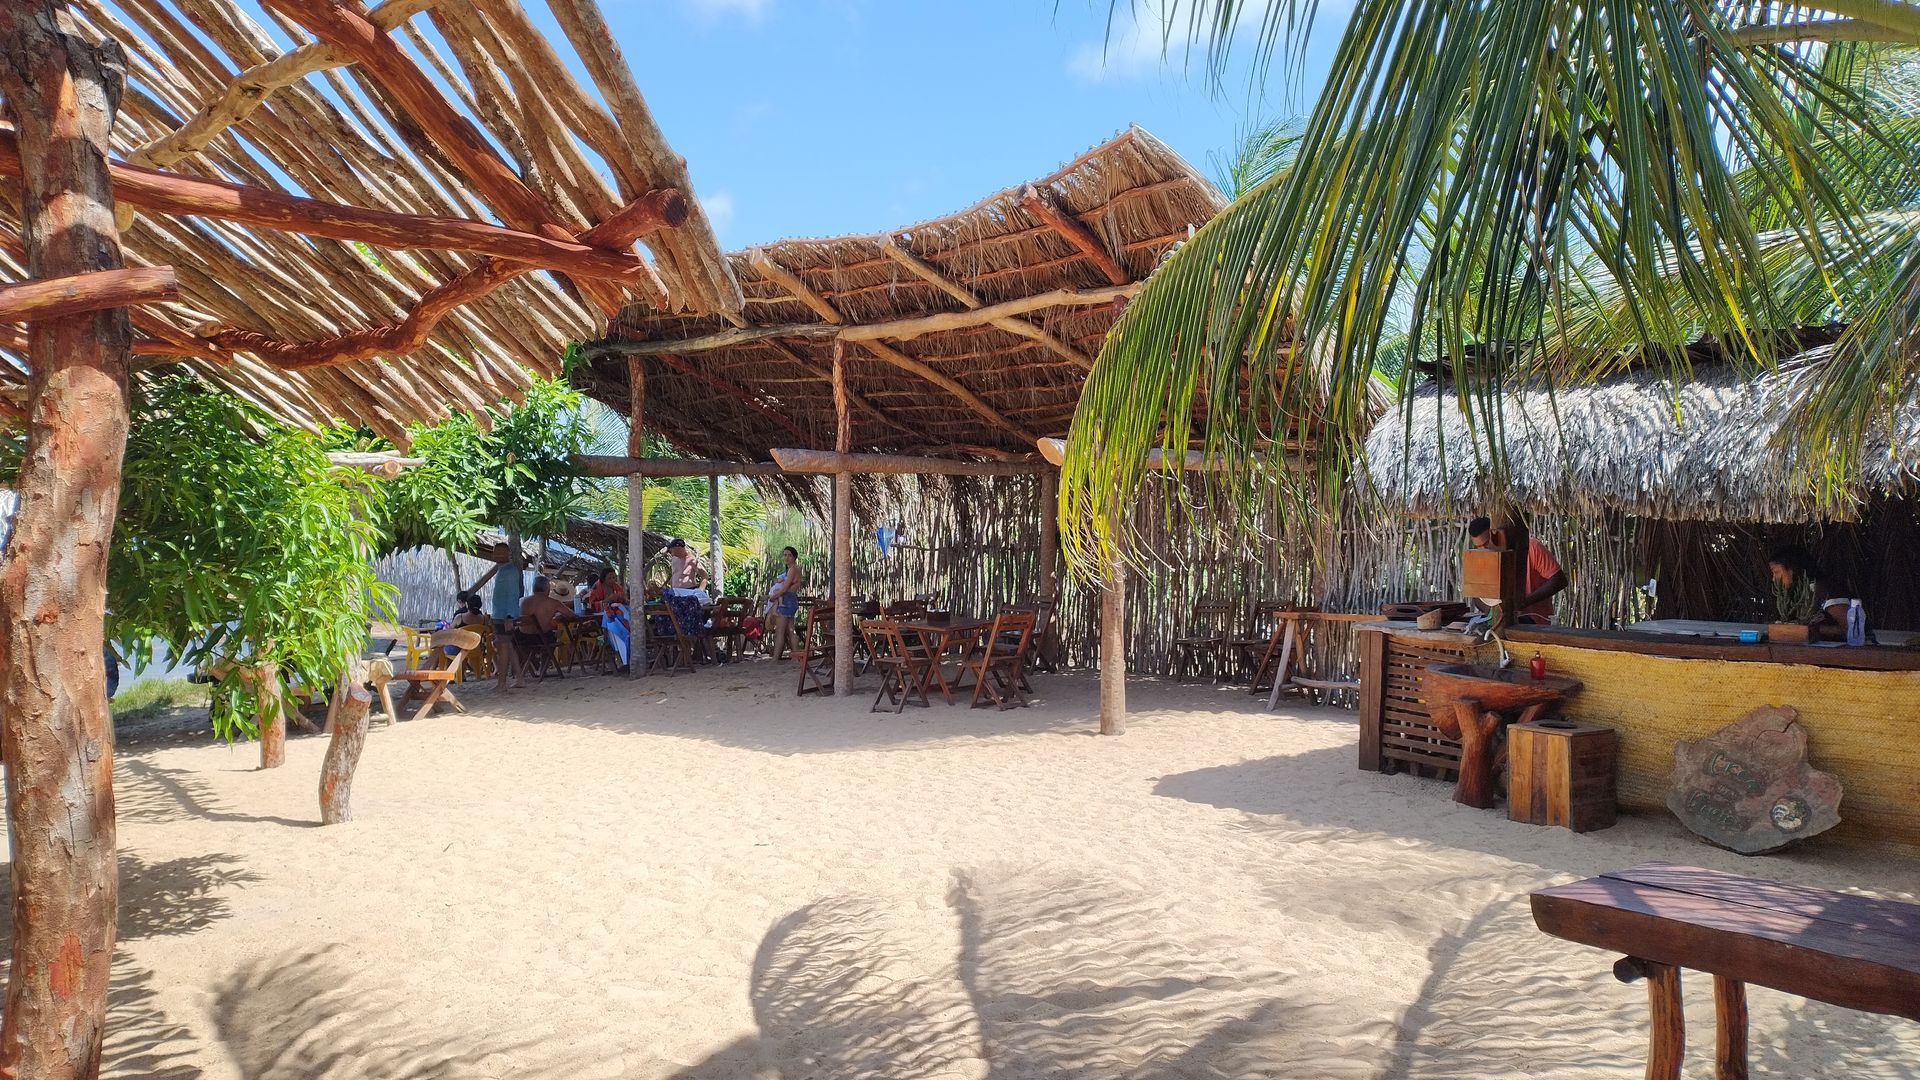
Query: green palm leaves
xmin=1062 ymin=0 xmax=1920 ymax=569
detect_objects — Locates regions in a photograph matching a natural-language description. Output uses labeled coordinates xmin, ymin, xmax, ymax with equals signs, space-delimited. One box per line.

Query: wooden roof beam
xmin=858 ymin=340 xmax=1036 ymax=446
xmin=574 ymin=455 xmax=784 ymax=478
xmin=0 ymin=267 xmax=178 ymax=323
xmin=880 ymin=239 xmax=1092 ymax=370
xmin=261 ymin=0 xmax=632 ymax=316
xmin=749 ymin=249 xmax=844 ymax=325
xmin=0 ymin=133 xmax=682 ymax=281
xmin=770 ymin=448 xmax=1045 ymax=476
xmin=1019 ymin=184 xmax=1129 ymax=286
xmin=759 ymin=338 xmax=909 ymax=437
xmin=129 ymin=0 xmax=444 ymax=173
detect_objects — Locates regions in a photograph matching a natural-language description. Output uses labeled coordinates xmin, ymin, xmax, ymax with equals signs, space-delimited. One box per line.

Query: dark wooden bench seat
xmin=1532 ymin=861 xmax=1920 ymax=1079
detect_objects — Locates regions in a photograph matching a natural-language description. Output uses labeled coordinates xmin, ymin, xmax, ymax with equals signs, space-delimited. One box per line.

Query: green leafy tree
xmin=106 ymin=376 xmax=393 ymax=738
xmin=1061 ymin=1 xmax=1920 ymax=565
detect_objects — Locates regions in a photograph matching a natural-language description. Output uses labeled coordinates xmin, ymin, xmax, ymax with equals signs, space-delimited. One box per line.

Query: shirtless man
xmin=509 ymin=575 xmax=574 ymax=686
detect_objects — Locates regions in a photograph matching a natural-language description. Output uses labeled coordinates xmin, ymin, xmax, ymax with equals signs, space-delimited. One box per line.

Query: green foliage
xmin=378 ymin=411 xmax=497 ymax=553
xmin=1209 ymin=116 xmax=1302 ymax=198
xmin=1063 ymin=1 xmax=1920 ymax=568
xmin=110 ymin=376 xmax=393 ymax=739
xmin=483 ymin=379 xmax=597 ymax=541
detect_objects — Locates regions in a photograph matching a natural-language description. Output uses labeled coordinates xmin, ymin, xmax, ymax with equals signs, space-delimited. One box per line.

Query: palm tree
xmin=1060 ymin=1 xmax=1920 ymax=565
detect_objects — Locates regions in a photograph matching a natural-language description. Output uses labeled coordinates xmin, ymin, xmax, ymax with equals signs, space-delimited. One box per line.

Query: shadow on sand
xmin=118 ymin=758 xmax=315 ymax=829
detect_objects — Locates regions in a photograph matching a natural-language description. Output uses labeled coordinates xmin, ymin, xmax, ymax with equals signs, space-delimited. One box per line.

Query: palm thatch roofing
xmin=0 ymin=0 xmax=740 ymax=446
xmin=473 ymin=517 xmax=666 ymax=578
xmin=577 ymin=127 xmax=1227 ymax=460
xmin=1364 ymin=345 xmax=1920 ymax=524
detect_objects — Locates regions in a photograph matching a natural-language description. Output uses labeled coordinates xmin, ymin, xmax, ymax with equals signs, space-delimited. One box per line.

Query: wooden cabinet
xmin=1508 ymin=718 xmax=1617 ymax=832
xmin=1358 ymin=624 xmax=1486 ymax=780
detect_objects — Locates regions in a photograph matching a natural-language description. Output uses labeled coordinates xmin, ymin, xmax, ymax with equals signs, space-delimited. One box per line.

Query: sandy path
xmin=45 ymin=662 xmax=1920 ymax=1078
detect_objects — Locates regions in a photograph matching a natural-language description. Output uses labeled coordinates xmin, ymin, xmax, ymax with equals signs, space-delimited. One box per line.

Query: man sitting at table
xmin=510 ymin=575 xmax=575 ymax=685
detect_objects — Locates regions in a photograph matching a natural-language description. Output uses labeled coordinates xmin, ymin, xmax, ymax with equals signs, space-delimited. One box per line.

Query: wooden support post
xmin=708 ymin=473 xmax=723 ymax=597
xmin=627 ymin=355 xmax=647 ymax=678
xmin=1037 ymin=469 xmax=1059 ymax=600
xmin=318 ymin=660 xmax=373 ymax=825
xmin=831 ymin=340 xmax=854 ymax=697
xmin=0 ymin=8 xmax=129 ymax=1075
xmin=1614 ymin=957 xmax=1685 ymax=1080
xmin=1714 ymin=976 xmax=1749 ymax=1080
xmin=1100 ymin=559 xmax=1127 ymax=735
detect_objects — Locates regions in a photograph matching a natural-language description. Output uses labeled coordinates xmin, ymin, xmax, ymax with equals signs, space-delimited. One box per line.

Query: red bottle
xmin=1529 ymin=651 xmax=1547 ymax=680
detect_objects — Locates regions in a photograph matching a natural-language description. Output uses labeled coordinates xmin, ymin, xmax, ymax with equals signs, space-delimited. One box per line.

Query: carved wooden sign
xmin=1665 ymin=705 xmax=1843 ymax=855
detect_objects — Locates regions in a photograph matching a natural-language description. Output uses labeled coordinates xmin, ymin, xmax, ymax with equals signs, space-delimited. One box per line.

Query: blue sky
xmin=522 ymin=1 xmax=1351 ymax=247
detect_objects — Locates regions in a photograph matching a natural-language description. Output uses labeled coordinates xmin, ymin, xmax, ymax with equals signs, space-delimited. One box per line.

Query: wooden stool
xmin=1508 ymin=717 xmax=1617 ymax=831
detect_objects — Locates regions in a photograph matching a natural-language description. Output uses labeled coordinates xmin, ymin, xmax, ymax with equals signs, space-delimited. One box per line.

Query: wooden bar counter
xmin=1357 ymin=621 xmax=1920 ymax=852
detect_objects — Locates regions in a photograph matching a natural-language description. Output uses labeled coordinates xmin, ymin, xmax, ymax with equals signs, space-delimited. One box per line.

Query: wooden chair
xmin=963 ymin=609 xmax=1035 ymax=710
xmin=463 ymin=620 xmax=496 ymax=680
xmin=1015 ymin=594 xmax=1062 ymax=673
xmin=558 ymin=620 xmax=608 ymax=674
xmin=796 ymin=601 xmax=835 ymax=695
xmin=381 ymin=628 xmax=479 ymax=722
xmin=516 ymin=622 xmax=564 ymax=681
xmin=861 ymin=618 xmax=933 ymax=713
xmin=1171 ymin=601 xmax=1235 ymax=681
xmin=709 ymin=597 xmax=750 ymax=661
xmin=645 ymin=602 xmax=701 ymax=674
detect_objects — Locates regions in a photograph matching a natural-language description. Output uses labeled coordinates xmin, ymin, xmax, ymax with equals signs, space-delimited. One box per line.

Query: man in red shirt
xmin=1468 ymin=517 xmax=1569 ymax=624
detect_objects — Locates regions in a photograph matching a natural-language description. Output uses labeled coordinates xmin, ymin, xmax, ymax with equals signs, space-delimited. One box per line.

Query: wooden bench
xmin=1531 ymin=862 xmax=1920 ymax=1079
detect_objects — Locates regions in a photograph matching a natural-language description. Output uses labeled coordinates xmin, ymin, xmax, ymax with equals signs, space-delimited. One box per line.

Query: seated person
xmin=510 ymin=576 xmax=576 ymax=682
xmin=1769 ymin=545 xmax=1871 ymax=643
xmin=584 ymin=568 xmax=628 ymax=613
xmin=451 ymin=592 xmax=487 ymax=629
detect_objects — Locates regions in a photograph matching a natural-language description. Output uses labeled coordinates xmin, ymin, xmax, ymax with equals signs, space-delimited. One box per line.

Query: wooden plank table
xmin=1256 ymin=610 xmax=1371 ymax=709
xmin=895 ymin=617 xmax=992 ymax=704
xmin=1532 ymin=862 xmax=1920 ymax=1079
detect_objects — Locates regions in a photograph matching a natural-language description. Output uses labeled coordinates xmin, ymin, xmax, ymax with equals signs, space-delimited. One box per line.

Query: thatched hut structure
xmin=1362 ymin=349 xmax=1920 ymax=630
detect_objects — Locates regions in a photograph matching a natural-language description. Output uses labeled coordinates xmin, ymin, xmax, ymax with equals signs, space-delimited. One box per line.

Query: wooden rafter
xmin=1019 ymin=184 xmax=1128 ymax=286
xmin=858 ymin=340 xmax=1036 ymax=445
xmin=651 ymin=352 xmax=811 ymax=444
xmin=261 ymin=0 xmax=634 ymax=316
xmin=0 ymin=133 xmax=682 ymax=283
xmin=759 ymin=338 xmax=908 ymax=437
xmin=0 ymin=266 xmax=177 ymax=323
xmin=879 ymin=239 xmax=1092 ymax=370
xmin=749 ymin=249 xmax=843 ymax=325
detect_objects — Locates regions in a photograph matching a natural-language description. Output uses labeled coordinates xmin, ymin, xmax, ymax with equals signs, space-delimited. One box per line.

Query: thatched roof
xmin=473 ymin=517 xmax=668 ymax=578
xmin=0 ymin=0 xmax=739 ymax=446
xmin=577 ymin=127 xmax=1226 ymax=460
xmin=1364 ymin=348 xmax=1920 ymax=523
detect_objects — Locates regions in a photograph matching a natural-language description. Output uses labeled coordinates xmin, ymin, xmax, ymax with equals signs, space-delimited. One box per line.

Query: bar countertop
xmin=1359 ymin=620 xmax=1920 ymax=672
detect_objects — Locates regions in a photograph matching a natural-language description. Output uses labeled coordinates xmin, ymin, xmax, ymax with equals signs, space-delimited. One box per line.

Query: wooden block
xmin=1768 ymin=623 xmax=1810 ymax=645
xmin=1509 ymin=717 xmax=1618 ymax=831
xmin=1461 ymin=548 xmax=1508 ymax=601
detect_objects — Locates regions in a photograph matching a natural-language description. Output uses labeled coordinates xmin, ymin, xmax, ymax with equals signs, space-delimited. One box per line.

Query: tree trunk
xmin=0 ymin=8 xmax=130 ymax=1077
xmin=1100 ymin=560 xmax=1127 ymax=735
xmin=255 ymin=662 xmax=285 ymax=769
xmin=318 ymin=662 xmax=373 ymax=825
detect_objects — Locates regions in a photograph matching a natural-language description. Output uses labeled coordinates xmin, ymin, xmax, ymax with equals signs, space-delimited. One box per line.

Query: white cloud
xmin=685 ymin=0 xmax=771 ymax=18
xmin=701 ymin=191 xmax=736 ymax=238
xmin=1068 ymin=0 xmax=1193 ymax=82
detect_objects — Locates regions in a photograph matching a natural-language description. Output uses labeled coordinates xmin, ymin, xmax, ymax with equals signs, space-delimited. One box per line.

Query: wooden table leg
xmin=1265 ymin=618 xmax=1298 ymax=711
xmin=1714 ymin=975 xmax=1748 ymax=1080
xmin=1615 ymin=956 xmax=1684 ymax=1080
xmin=1450 ymin=698 xmax=1503 ymax=808
xmin=924 ymin=630 xmax=959 ymax=704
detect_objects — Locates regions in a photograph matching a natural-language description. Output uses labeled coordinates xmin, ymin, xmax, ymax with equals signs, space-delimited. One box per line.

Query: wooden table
xmin=894 ymin=617 xmax=992 ymax=705
xmin=1532 ymin=862 xmax=1920 ymax=1079
xmin=1256 ymin=611 xmax=1371 ymax=709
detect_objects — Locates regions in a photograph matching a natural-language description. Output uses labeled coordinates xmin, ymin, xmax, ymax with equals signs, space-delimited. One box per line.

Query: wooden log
xmin=318 ymin=661 xmax=374 ymax=824
xmin=573 ymin=455 xmax=782 ymax=478
xmin=1450 ymin=698 xmax=1501 ymax=809
xmin=770 ymin=448 xmax=1045 ymax=476
xmin=1614 ymin=957 xmax=1685 ymax=1080
xmin=752 ymin=249 xmax=844 ymax=325
xmin=1100 ymin=559 xmax=1127 ymax=735
xmin=261 ymin=0 xmax=632 ymax=315
xmin=0 ymin=133 xmax=677 ymax=281
xmin=589 ymin=283 xmax=1142 ymax=357
xmin=831 ymin=340 xmax=854 ymax=697
xmin=1714 ymin=975 xmax=1749 ymax=1080
xmin=129 ymin=0 xmax=443 ymax=172
xmin=1019 ymin=184 xmax=1129 ymax=285
xmin=0 ymin=266 xmax=177 ymax=323
xmin=0 ymin=9 xmax=129 ymax=1073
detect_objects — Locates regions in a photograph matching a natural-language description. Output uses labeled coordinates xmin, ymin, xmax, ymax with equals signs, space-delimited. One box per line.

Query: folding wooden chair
xmin=796 ymin=601 xmax=836 ymax=695
xmin=645 ymin=602 xmax=701 ymax=674
xmin=709 ymin=597 xmax=750 ymax=661
xmin=516 ymin=623 xmax=564 ymax=681
xmin=963 ymin=610 xmax=1035 ymax=710
xmin=1015 ymin=594 xmax=1062 ymax=673
xmin=559 ymin=620 xmax=609 ymax=674
xmin=381 ymin=628 xmax=479 ymax=722
xmin=861 ymin=618 xmax=933 ymax=712
xmin=1171 ymin=601 xmax=1234 ymax=681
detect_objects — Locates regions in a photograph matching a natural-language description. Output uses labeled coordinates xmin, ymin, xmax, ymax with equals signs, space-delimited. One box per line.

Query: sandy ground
xmin=38 ymin=660 xmax=1920 ymax=1078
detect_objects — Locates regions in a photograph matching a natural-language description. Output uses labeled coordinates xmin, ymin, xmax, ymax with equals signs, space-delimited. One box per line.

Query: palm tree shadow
xmin=671 ymin=868 xmax=1338 ymax=1078
xmin=118 ymin=758 xmax=315 ymax=828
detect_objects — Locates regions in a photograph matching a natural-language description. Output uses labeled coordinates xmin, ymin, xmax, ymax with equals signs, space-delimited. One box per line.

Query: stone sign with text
xmin=1665 ymin=705 xmax=1843 ymax=855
